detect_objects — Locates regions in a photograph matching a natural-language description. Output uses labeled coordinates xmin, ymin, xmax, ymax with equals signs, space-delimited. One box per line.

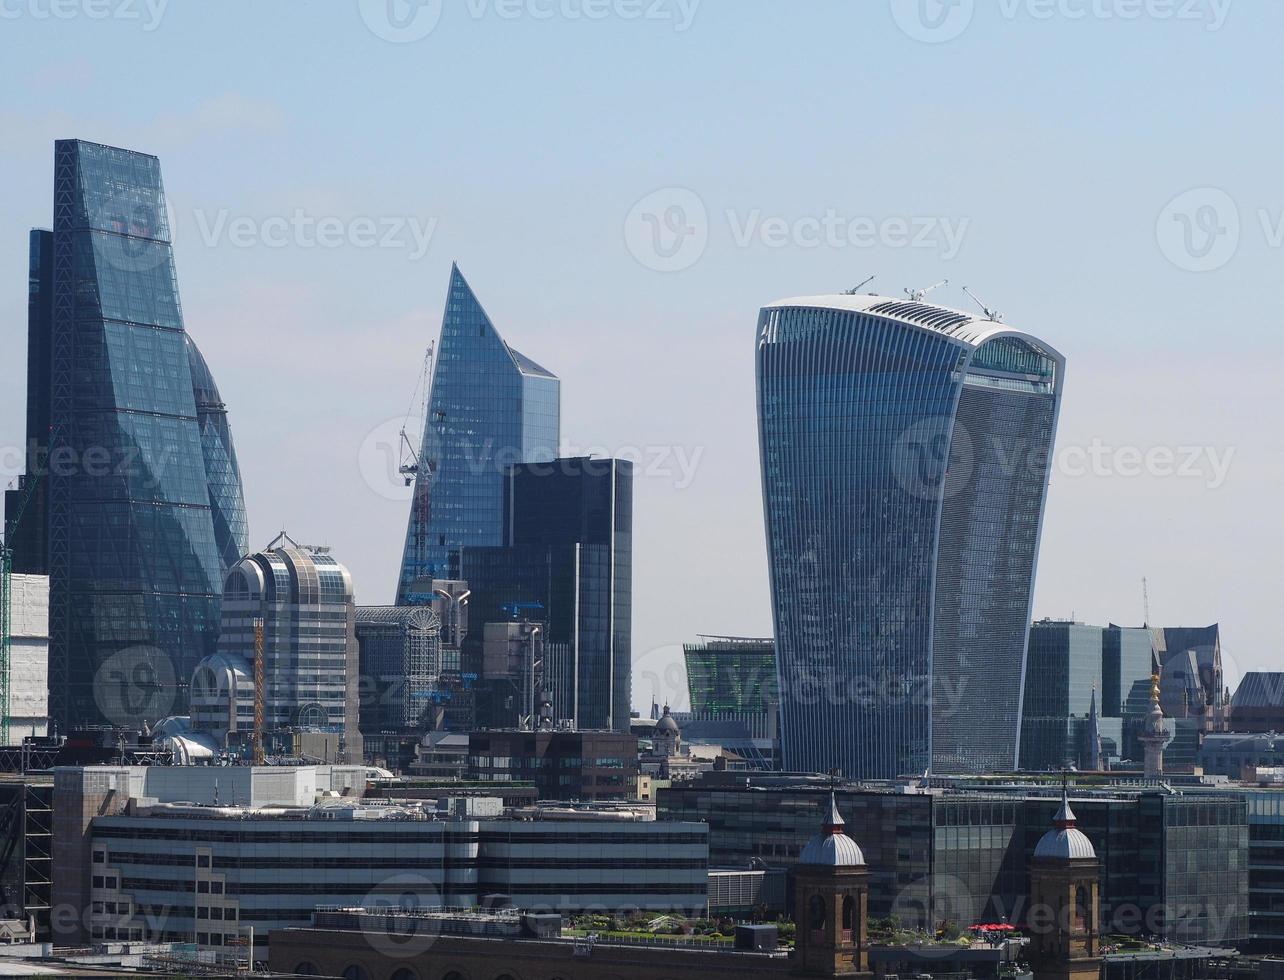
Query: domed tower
xmin=792 ymin=793 xmax=871 ymax=978
xmin=654 ymin=704 xmax=681 ymax=758
xmin=1028 ymin=785 xmax=1101 ymax=980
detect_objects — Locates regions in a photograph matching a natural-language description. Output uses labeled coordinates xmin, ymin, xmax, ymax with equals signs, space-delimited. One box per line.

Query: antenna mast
xmin=1143 ymin=577 xmax=1151 ymax=628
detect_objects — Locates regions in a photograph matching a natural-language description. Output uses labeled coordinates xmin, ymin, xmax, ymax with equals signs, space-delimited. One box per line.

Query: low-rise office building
xmin=657 ymin=771 xmax=1248 ymax=947
xmin=468 ymin=729 xmax=639 ymax=801
xmin=51 ymin=764 xmax=705 ymax=954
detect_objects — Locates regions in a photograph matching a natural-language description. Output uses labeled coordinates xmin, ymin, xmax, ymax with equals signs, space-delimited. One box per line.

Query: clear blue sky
xmin=2 ymin=0 xmax=1279 ymax=711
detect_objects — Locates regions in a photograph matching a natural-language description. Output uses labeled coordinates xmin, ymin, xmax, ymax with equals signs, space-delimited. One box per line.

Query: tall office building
xmin=191 ymin=533 xmax=361 ymax=760
xmin=43 ymin=139 xmax=246 ymax=731
xmin=3 ymin=230 xmax=54 ymax=575
xmin=395 ymin=264 xmax=560 ymax=603
xmin=756 ymin=293 xmax=1064 ymax=778
xmin=463 ymin=457 xmax=632 ymax=731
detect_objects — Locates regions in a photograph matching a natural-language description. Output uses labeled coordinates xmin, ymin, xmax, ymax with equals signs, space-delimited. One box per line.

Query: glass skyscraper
xmin=462 ymin=457 xmax=632 ymax=731
xmin=44 ymin=139 xmax=245 ymax=731
xmin=756 ymin=294 xmax=1064 ymax=778
xmin=3 ymin=230 xmax=54 ymax=576
xmin=395 ymin=264 xmax=560 ymax=603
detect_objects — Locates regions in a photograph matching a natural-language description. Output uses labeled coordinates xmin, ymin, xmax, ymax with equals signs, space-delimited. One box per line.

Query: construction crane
xmin=904 ymin=279 xmax=948 ymax=303
xmin=962 ymin=285 xmax=1003 ymax=322
xmin=252 ymin=618 xmax=266 ymax=765
xmin=398 ymin=342 xmax=434 ymax=487
xmin=843 ymin=275 xmax=876 ymax=295
xmin=400 ymin=343 xmax=443 ymax=602
xmin=0 ymin=466 xmax=44 ymax=746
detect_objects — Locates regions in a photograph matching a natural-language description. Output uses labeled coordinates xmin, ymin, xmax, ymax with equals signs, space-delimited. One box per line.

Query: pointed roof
xmin=1034 ymin=782 xmax=1097 ymax=861
xmin=799 ymin=792 xmax=865 ymax=868
xmin=447 ymin=263 xmax=559 ymax=381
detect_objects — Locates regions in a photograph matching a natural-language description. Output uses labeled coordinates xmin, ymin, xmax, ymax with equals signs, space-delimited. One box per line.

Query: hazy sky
xmin=1 ymin=0 xmax=1279 ymax=714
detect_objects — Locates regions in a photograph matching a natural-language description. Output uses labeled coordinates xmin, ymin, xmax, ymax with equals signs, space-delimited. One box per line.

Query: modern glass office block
xmin=756 ymin=295 xmax=1064 ymax=778
xmin=683 ymin=637 xmax=777 ymax=715
xmin=3 ymin=230 xmax=54 ymax=576
xmin=46 ymin=140 xmax=236 ymax=731
xmin=186 ymin=335 xmax=249 ymax=579
xmin=462 ymin=457 xmax=632 ymax=731
xmin=396 ymin=264 xmax=560 ymax=603
xmin=1019 ymin=621 xmax=1105 ymax=770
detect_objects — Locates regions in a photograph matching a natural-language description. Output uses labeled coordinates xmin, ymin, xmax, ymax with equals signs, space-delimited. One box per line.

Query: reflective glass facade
xmin=47 ymin=140 xmax=235 ymax=731
xmin=1019 ymin=621 xmax=1105 ymax=770
xmin=462 ymin=457 xmax=632 ymax=731
xmin=756 ymin=297 xmax=1064 ymax=778
xmin=396 ymin=264 xmax=560 ymax=603
xmin=186 ymin=336 xmax=249 ymax=579
xmin=3 ymin=230 xmax=54 ymax=575
xmin=682 ymin=637 xmax=777 ymax=714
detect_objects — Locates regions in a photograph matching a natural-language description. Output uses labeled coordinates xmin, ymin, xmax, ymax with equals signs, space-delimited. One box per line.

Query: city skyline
xmin=0 ymin=4 xmax=1276 ymax=719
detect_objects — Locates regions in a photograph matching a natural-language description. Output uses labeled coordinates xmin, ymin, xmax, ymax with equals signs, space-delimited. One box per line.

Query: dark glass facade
xmin=658 ymin=773 xmax=1248 ymax=945
xmin=45 ymin=139 xmax=240 ymax=731
xmin=682 ymin=637 xmax=777 ymax=714
xmin=756 ymin=296 xmax=1064 ymax=778
xmin=1019 ymin=621 xmax=1105 ymax=770
xmin=3 ymin=230 xmax=54 ymax=575
xmin=462 ymin=457 xmax=632 ymax=731
xmin=396 ymin=264 xmax=560 ymax=603
xmin=1103 ymin=625 xmax=1156 ymax=718
xmin=185 ymin=336 xmax=249 ymax=579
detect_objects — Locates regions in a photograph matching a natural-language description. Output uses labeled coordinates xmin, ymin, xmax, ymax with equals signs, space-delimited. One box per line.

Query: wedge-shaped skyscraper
xmin=396 ymin=264 xmax=560 ymax=603
xmin=756 ymin=294 xmax=1064 ymax=778
xmin=43 ymin=139 xmax=246 ymax=731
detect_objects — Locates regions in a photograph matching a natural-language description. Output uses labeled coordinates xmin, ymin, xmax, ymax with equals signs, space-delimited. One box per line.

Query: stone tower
xmin=1028 ymin=785 xmax=1102 ymax=980
xmin=791 ymin=793 xmax=872 ymax=978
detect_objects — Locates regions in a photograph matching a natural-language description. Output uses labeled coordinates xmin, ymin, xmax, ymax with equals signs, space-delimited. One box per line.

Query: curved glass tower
xmin=186 ymin=335 xmax=250 ymax=578
xmin=756 ymin=294 xmax=1064 ymax=778
xmin=396 ymin=264 xmax=560 ymax=603
xmin=46 ymin=139 xmax=238 ymax=731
